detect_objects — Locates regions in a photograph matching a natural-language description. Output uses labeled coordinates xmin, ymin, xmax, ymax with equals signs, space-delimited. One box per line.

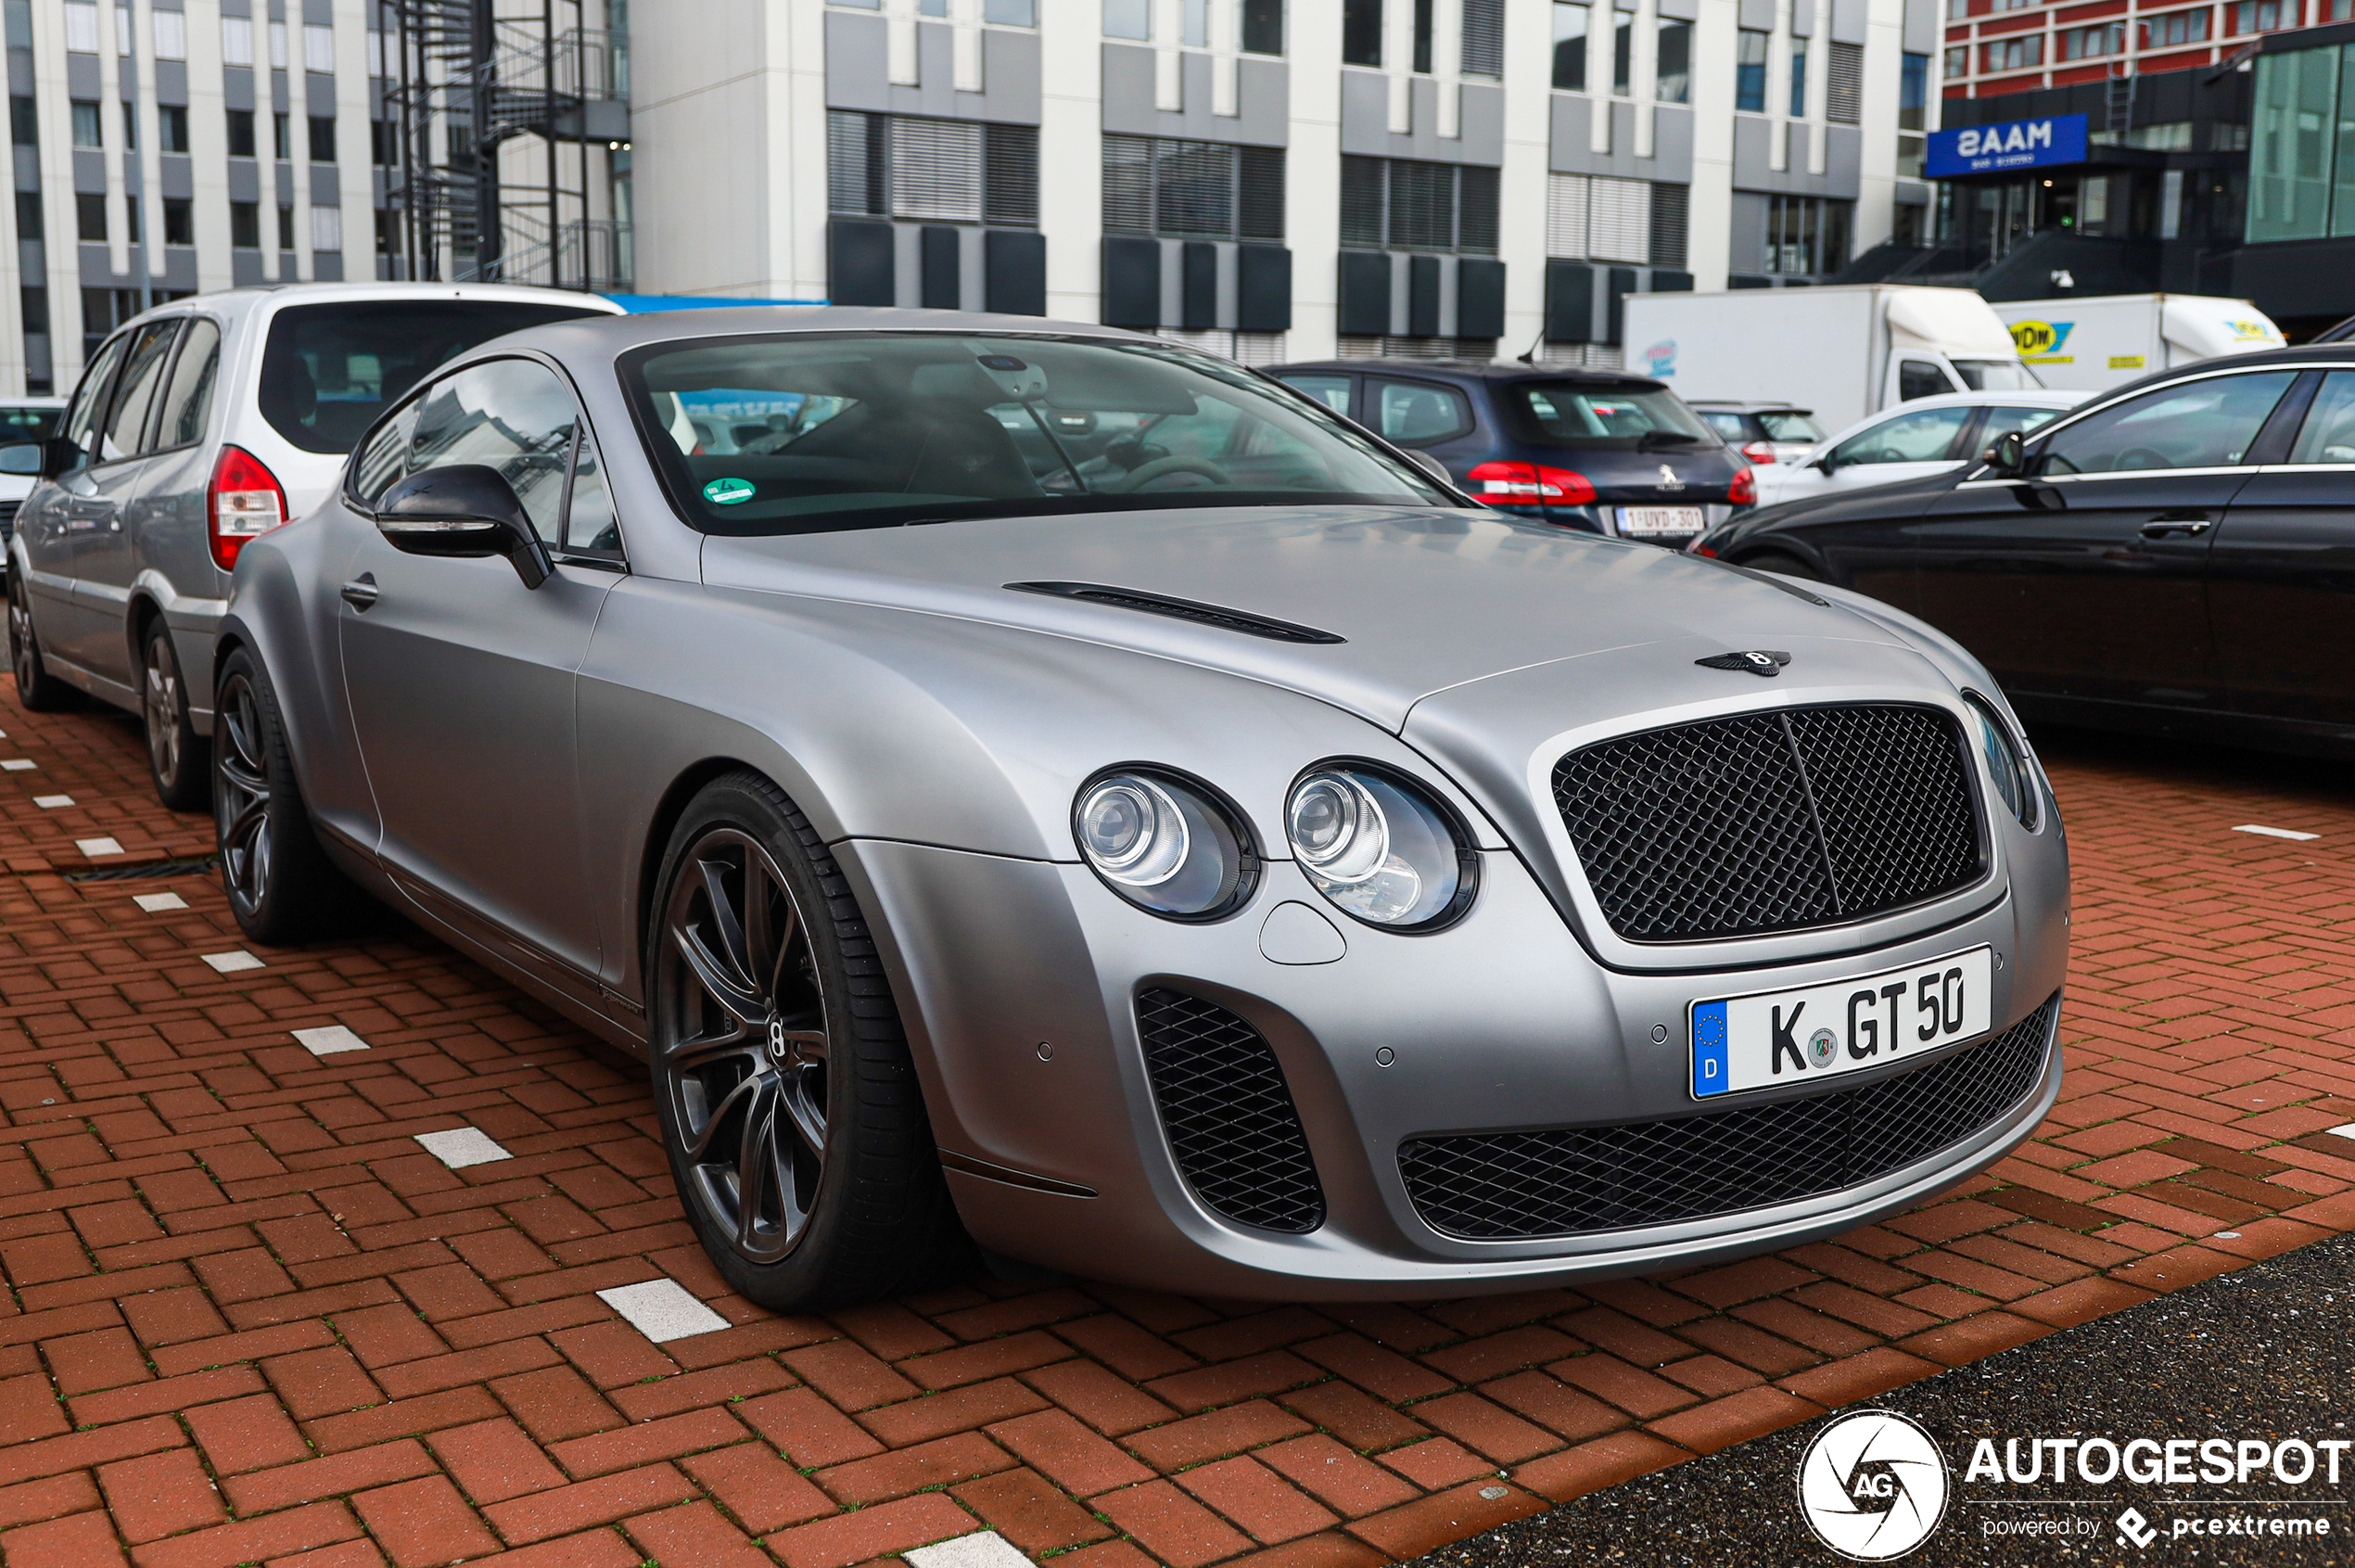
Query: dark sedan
xmin=1689 ymin=344 xmax=2355 ymax=758
xmin=1267 ymin=360 xmax=1752 ymax=547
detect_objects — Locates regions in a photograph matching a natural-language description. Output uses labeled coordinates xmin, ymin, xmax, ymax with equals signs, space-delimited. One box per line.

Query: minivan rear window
xmin=258 ymin=299 xmax=605 ymax=453
xmin=0 ymin=406 xmax=61 ymax=440
xmin=1511 ymin=381 xmax=1713 ymax=445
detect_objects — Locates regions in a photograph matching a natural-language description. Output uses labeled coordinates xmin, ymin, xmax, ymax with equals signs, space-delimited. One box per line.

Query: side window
xmin=2037 ymin=371 xmax=2298 ymax=477
xmin=1368 ymin=378 xmax=1473 ymax=444
xmin=61 ymin=331 xmax=133 ymax=470
xmin=152 ymin=318 xmax=222 ymax=450
xmin=1276 ymin=374 xmax=1353 ymax=416
xmin=99 ymin=321 xmax=182 ymax=461
xmin=564 ymin=430 xmax=620 ymax=555
xmin=1699 ymin=412 xmax=1750 ymax=442
xmin=349 ymin=397 xmax=423 ymax=507
xmin=1979 ymin=404 xmax=2062 ymax=448
xmin=1832 ymin=404 xmax=1972 ymax=466
xmin=2287 ymin=371 xmax=2355 ymax=465
xmin=402 ymin=359 xmax=579 ymax=543
xmin=1897 ymin=360 xmax=1952 ymax=402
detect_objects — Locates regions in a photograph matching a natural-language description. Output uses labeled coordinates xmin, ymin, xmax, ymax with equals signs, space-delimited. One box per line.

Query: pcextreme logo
xmin=2008 ymin=319 xmax=2075 ymax=363
xmin=1797 ymin=1410 xmax=1952 ymax=1561
xmin=1643 ymin=340 xmax=1677 ymax=377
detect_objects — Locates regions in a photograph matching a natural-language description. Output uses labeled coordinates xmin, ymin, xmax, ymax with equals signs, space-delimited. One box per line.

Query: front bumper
xmin=838 ymin=836 xmax=2068 ymax=1301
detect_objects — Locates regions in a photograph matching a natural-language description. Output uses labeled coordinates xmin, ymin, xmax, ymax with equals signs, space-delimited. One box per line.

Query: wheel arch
xmin=634 ymin=755 xmax=782 ymax=980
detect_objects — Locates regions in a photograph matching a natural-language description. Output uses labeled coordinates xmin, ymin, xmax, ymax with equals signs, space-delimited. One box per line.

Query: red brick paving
xmin=0 ymin=696 xmax=2353 ymax=1565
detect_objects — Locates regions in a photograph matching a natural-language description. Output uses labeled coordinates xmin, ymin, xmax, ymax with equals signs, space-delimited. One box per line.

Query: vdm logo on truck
xmin=2009 ymin=320 xmax=2075 ymax=363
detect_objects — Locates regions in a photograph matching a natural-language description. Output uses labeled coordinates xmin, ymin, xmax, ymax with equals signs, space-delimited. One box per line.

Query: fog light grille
xmin=1137 ymin=988 xmax=1325 ymax=1234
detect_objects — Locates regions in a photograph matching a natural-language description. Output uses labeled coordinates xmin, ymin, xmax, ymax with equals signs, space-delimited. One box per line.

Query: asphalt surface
xmin=1412 ymin=1231 xmax=2355 ymax=1568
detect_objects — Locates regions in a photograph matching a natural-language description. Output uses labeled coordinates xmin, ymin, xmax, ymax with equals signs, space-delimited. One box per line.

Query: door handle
xmin=339 ymin=575 xmax=379 ymax=611
xmin=2139 ymin=514 xmax=2212 ymax=540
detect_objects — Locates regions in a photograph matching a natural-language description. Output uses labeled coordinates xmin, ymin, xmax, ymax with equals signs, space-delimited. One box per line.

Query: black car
xmin=1265 ymin=360 xmax=1752 ymax=546
xmin=1689 ymin=343 xmax=2355 ymax=758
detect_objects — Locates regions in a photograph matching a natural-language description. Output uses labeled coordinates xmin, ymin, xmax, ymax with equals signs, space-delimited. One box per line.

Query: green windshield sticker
xmin=703 ymin=477 xmax=756 ymax=506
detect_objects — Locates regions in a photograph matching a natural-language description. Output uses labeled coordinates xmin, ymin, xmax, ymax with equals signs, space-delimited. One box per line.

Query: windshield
xmin=0 ymin=406 xmax=60 ymax=440
xmin=1511 ymin=381 xmax=1714 ymax=445
xmin=1952 ymin=359 xmax=2044 ymax=392
xmin=1757 ymin=411 xmax=1823 ymax=440
xmin=260 ymin=299 xmax=607 ymax=454
xmin=621 ymin=333 xmax=1455 ymax=534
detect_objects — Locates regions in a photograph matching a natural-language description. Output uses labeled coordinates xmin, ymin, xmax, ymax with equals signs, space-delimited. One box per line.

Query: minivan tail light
xmin=1464 ymin=460 xmax=1598 ymax=506
xmin=1728 ymin=465 xmax=1757 ymax=506
xmin=1740 ymin=441 xmax=1777 ymax=465
xmin=208 ymin=445 xmax=287 ymax=571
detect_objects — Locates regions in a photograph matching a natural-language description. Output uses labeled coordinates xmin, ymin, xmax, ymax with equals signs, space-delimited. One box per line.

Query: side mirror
xmin=1809 ymin=453 xmax=1835 ymax=474
xmin=1984 ymin=430 xmax=2028 ymax=477
xmin=373 ymin=465 xmax=553 ymax=589
xmin=0 ymin=442 xmax=42 ymax=478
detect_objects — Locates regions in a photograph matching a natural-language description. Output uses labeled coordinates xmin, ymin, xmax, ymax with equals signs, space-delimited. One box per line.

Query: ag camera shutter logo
xmin=1797 ymin=1409 xmax=1951 ymax=1560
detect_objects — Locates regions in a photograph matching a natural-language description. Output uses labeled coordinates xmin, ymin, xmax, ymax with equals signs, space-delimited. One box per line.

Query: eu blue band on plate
xmin=1691 ymin=1001 xmax=1728 ymax=1098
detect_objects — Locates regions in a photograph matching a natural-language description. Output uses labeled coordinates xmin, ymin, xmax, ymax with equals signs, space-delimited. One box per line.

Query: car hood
xmin=699 ymin=504 xmax=1914 ymax=731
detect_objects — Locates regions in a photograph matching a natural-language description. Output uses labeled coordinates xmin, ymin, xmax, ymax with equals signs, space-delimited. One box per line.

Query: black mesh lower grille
xmin=1137 ymin=988 xmax=1325 ymax=1234
xmin=1553 ymin=703 xmax=1984 ymax=942
xmin=1398 ymin=993 xmax=2059 ymax=1240
xmin=0 ymin=501 xmax=18 ymax=548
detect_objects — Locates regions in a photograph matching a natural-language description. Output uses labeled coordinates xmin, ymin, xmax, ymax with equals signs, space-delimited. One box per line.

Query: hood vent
xmin=1006 ymin=580 xmax=1347 ymax=644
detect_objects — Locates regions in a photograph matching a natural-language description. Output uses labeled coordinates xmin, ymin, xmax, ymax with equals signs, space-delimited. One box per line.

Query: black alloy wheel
xmin=649 ymin=771 xmax=965 ymax=1310
xmin=7 ymin=574 xmax=75 ymax=711
xmin=212 ymin=646 xmax=358 ymax=943
xmin=141 ymin=620 xmax=210 ymax=810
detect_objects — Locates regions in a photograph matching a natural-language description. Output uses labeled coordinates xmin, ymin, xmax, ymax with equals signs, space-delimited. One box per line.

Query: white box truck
xmin=1992 ymin=294 xmax=2286 ymax=394
xmin=1621 ymin=285 xmax=2037 ymax=434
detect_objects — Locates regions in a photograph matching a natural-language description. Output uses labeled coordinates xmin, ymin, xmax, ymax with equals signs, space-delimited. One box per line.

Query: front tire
xmin=648 ymin=771 xmax=966 ymax=1311
xmin=214 ymin=646 xmax=361 ymax=943
xmin=8 ymin=574 xmax=76 ymax=712
xmin=142 ymin=620 xmax=210 ymax=810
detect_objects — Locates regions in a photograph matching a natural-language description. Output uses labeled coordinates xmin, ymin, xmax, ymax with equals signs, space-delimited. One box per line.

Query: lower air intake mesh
xmin=1137 ymin=987 xmax=1325 ymax=1234
xmin=1399 ymin=993 xmax=2058 ymax=1240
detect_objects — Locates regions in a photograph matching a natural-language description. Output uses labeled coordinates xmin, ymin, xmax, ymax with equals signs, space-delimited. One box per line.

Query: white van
xmin=1993 ymin=294 xmax=2286 ymax=393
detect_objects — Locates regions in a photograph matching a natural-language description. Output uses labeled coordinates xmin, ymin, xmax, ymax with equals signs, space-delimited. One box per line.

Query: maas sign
xmin=1925 ymin=113 xmax=2088 ymax=178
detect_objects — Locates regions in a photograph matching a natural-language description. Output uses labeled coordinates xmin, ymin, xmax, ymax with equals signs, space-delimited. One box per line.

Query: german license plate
xmin=1688 ymin=946 xmax=1993 ymax=1100
xmin=1617 ymin=505 xmax=1705 ymax=537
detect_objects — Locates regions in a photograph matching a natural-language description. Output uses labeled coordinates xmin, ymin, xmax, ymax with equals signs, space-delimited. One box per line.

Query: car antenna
xmin=1515 ymin=321 xmax=1547 ymax=366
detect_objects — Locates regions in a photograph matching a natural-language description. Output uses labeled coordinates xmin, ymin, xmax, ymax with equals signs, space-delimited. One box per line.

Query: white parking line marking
xmin=0 ymin=759 xmax=34 ymax=771
xmin=201 ymin=950 xmax=265 ymax=974
xmin=2326 ymin=1124 xmax=2355 ymax=1141
xmin=905 ymin=1532 xmax=1041 ymax=1568
xmin=597 ymin=1278 xmax=732 ymax=1344
xmin=2232 ymin=824 xmax=2321 ymax=841
xmin=76 ymin=837 xmax=123 ymax=857
xmin=133 ymin=892 xmax=187 ymax=911
xmin=294 ymin=1026 xmax=370 ymax=1056
xmin=33 ymin=795 xmax=72 ymax=809
xmin=414 ymin=1128 xmax=512 ymax=1168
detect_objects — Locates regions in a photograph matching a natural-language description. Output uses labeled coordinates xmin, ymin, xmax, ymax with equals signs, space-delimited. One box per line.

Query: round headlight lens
xmin=1966 ymin=696 xmax=2036 ymax=829
xmin=1286 ymin=766 xmax=1472 ymax=929
xmin=1074 ymin=771 xmax=1254 ymax=919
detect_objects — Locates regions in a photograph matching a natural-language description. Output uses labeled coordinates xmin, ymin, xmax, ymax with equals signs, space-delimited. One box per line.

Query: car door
xmin=1910 ymin=368 xmax=2299 ymax=708
xmin=2204 ymin=367 xmax=2355 ymax=729
xmin=70 ymin=317 xmax=184 ymax=683
xmin=337 ymin=355 xmax=617 ymax=993
xmin=19 ymin=331 xmax=129 ymax=658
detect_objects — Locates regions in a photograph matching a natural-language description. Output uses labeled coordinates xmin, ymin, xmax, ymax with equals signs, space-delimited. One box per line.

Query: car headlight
xmin=1286 ymin=764 xmax=1475 ymax=930
xmin=1074 ymin=770 xmax=1256 ymax=920
xmin=1965 ymin=695 xmax=2037 ymax=830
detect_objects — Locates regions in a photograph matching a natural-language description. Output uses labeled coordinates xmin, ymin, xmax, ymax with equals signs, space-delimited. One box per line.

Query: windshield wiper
xmin=1636 ymin=430 xmax=1707 ymax=448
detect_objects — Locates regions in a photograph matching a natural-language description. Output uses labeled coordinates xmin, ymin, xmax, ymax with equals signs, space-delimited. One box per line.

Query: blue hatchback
xmin=1267 ymin=359 xmax=1754 ymax=548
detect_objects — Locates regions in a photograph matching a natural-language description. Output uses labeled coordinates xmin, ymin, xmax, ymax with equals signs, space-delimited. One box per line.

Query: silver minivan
xmin=2 ymin=283 xmax=624 ymax=808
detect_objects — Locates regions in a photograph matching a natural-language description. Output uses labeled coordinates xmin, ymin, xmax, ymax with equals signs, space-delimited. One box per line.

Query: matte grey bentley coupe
xmin=216 ymin=308 xmax=2069 ymax=1309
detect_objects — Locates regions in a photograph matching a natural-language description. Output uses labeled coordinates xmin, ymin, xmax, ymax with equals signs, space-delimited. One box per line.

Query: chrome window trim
xmin=1952 ymin=360 xmax=2344 ymax=484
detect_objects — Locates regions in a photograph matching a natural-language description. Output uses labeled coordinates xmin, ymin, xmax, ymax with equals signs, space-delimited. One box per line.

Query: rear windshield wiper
xmin=1636 ymin=430 xmax=1708 ymax=448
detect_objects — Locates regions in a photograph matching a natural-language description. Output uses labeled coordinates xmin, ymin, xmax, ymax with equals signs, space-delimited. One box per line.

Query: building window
xmin=269 ymin=19 xmax=287 ymax=69
xmin=376 ymin=208 xmax=398 ymax=254
xmin=1102 ymin=0 xmax=1149 ymax=39
xmin=1612 ymin=10 xmax=1632 ymax=94
xmin=2248 ymin=44 xmax=2350 ymax=241
xmin=1980 ymin=34 xmax=2043 ymax=71
xmin=70 ymin=100 xmax=100 ymax=147
xmin=2233 ymin=0 xmax=2283 ymax=32
xmin=278 ymin=204 xmax=296 ymax=249
xmin=121 ymin=194 xmax=138 ymax=243
xmin=2141 ymin=9 xmax=2210 ymax=46
xmin=226 ymin=108 xmax=255 ymax=158
xmin=1553 ymin=2 xmax=1587 ymax=91
xmin=1900 ymin=52 xmax=1928 ymax=178
xmin=1547 ymin=172 xmax=1685 ymax=266
xmin=1342 ymin=155 xmax=1499 ymax=254
xmin=1241 ymin=0 xmax=1283 ymax=55
xmin=222 ymin=16 xmax=253 ymax=65
xmin=1413 ymin=0 xmax=1434 ymax=71
xmin=152 ymin=8 xmax=185 ymax=58
xmin=371 ymin=119 xmax=396 ymax=166
xmin=985 ymin=0 xmax=1037 ymax=20
xmin=230 ymin=199 xmax=260 ymax=248
xmin=14 ymin=192 xmax=38 ymax=244
xmin=1944 ymin=45 xmax=1967 ymax=78
xmin=827 ymin=111 xmax=1039 ymax=227
xmin=1764 ymin=194 xmax=1851 ymax=274
xmin=2061 ymin=21 xmax=2123 ymax=58
xmin=1343 ymin=0 xmax=1381 ymax=66
xmin=1658 ymin=20 xmax=1690 ymax=105
xmin=1737 ymin=30 xmax=1768 ymax=112
xmin=10 ymin=96 xmax=36 ymax=148
xmin=1827 ymin=41 xmax=1862 ymax=123
xmin=75 ymin=192 xmax=106 ymax=241
xmin=63 ymin=2 xmax=97 ymax=53
xmin=20 ymin=286 xmax=46 ymax=334
xmin=159 ymin=105 xmax=188 ymax=154
xmin=309 ymin=116 xmax=335 ymax=161
xmin=304 ymin=22 xmax=335 ymax=71
xmin=1462 ymin=0 xmax=1504 ymax=78
xmin=1789 ymin=38 xmax=1808 ymax=117
xmin=1181 ymin=0 xmax=1208 ymax=46
xmin=312 ymin=206 xmax=342 ymax=253
xmin=274 ymin=112 xmax=291 ymax=160
xmin=1104 ymin=134 xmax=1285 ymax=239
xmin=161 ymin=197 xmax=192 ymax=246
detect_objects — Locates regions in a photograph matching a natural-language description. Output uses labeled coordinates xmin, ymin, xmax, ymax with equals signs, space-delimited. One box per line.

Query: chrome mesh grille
xmin=1398 ymin=993 xmax=2058 ymax=1241
xmin=1137 ymin=988 xmax=1325 ymax=1234
xmin=1553 ymin=703 xmax=1983 ymax=943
